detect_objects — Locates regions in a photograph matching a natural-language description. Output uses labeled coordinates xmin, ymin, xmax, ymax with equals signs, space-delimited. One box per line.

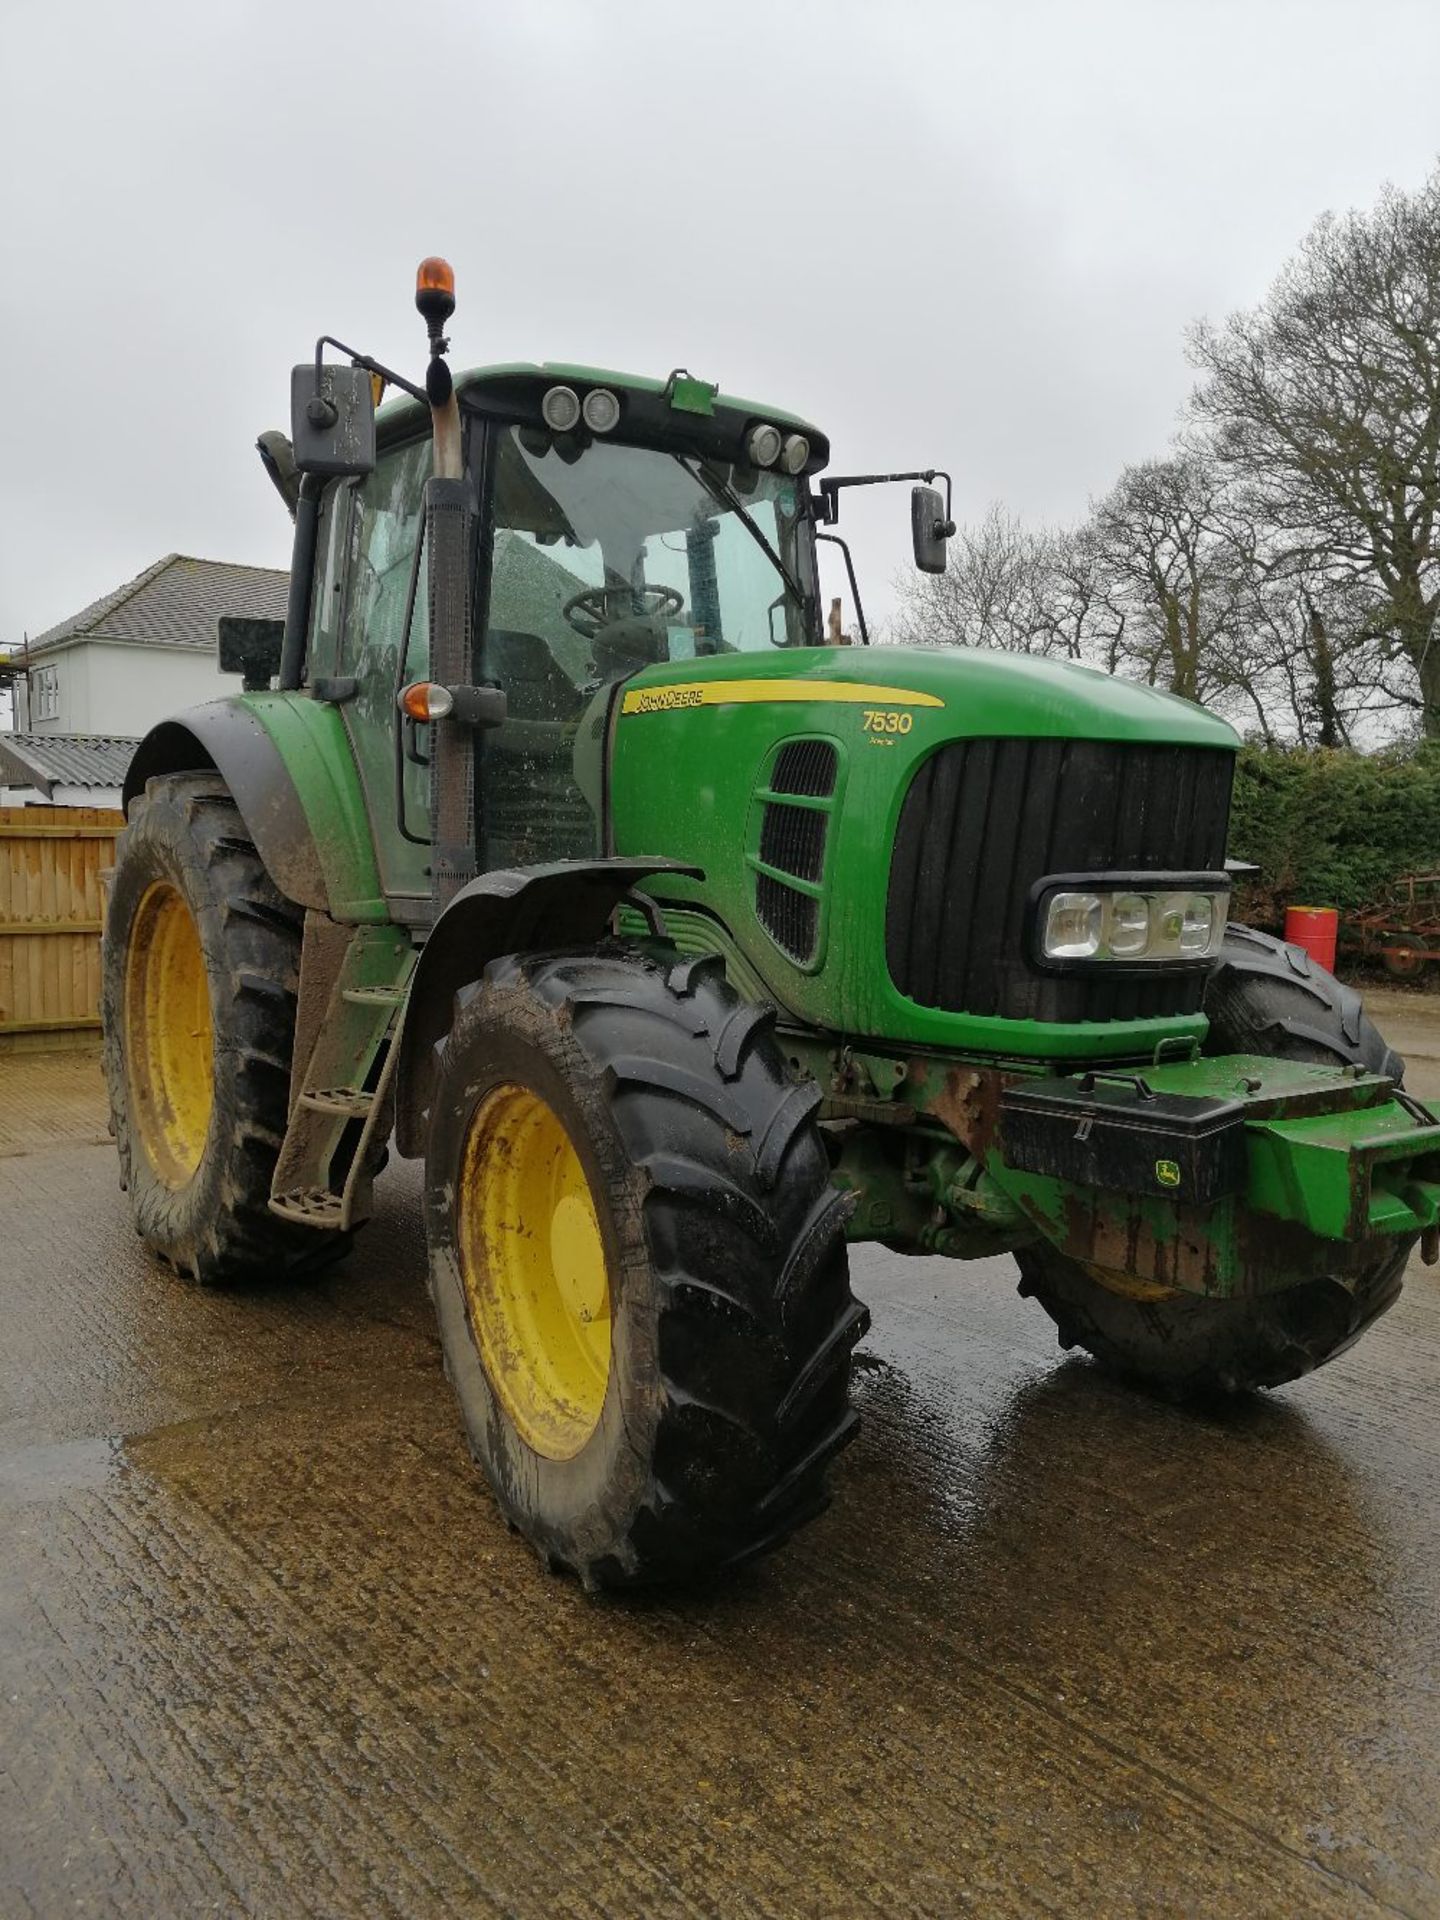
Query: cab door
xmin=333 ymin=434 xmax=433 ymax=914
xmin=473 ymin=421 xmax=608 ymax=873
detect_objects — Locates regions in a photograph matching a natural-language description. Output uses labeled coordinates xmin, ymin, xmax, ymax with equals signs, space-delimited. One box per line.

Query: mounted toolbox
xmin=999 ymin=1073 xmax=1249 ymax=1206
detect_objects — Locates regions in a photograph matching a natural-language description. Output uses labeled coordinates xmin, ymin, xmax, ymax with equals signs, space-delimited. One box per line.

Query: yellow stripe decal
xmin=621 ymin=679 xmax=945 ymax=716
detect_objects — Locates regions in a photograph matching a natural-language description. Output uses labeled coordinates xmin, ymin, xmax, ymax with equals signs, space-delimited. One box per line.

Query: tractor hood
xmin=618 ymin=645 xmax=1239 ymax=751
xmin=610 ymin=642 xmax=1240 ymax=1059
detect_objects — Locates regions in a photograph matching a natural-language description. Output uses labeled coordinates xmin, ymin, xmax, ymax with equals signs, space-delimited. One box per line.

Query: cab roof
xmin=375 ymin=362 xmax=830 ymax=473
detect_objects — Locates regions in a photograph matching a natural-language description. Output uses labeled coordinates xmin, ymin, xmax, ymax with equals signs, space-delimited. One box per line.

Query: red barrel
xmin=1284 ymin=905 xmax=1338 ymax=972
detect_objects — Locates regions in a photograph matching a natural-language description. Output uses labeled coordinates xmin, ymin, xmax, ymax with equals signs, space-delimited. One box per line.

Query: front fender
xmin=394 ymin=857 xmax=701 ymax=1157
xmin=123 ymin=695 xmax=385 ymax=920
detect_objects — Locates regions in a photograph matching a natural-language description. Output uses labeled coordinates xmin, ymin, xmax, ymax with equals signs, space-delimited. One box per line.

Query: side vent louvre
xmin=771 ymin=739 xmax=838 ymax=798
xmin=759 ymin=802 xmax=827 ymax=884
xmin=752 ymin=737 xmax=840 ymax=964
xmin=756 ymin=873 xmax=819 ymax=961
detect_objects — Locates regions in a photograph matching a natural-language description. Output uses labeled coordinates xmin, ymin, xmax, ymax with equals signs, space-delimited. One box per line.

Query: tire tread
xmin=426 ymin=941 xmax=867 ymax=1588
xmin=103 ymin=771 xmax=354 ymax=1286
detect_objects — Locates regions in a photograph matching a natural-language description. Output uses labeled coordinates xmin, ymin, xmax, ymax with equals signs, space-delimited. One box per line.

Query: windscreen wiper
xmin=675 ymin=456 xmax=811 ymax=622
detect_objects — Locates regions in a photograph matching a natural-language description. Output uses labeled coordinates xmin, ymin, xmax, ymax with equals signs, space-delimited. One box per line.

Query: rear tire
xmin=423 ymin=944 xmax=865 ymax=1589
xmin=1017 ymin=926 xmax=1412 ymax=1396
xmin=102 ymin=772 xmax=352 ymax=1284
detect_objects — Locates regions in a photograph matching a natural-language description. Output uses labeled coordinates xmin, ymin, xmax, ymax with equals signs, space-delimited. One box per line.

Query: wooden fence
xmin=0 ymin=806 xmax=124 ymax=1051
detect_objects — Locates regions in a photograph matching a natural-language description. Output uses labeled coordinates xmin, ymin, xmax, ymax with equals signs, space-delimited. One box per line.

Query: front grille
xmin=885 ymin=738 xmax=1234 ymax=1022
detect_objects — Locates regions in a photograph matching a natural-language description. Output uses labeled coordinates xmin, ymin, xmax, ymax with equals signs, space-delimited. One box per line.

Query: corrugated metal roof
xmin=0 ymin=732 xmax=140 ymax=796
xmin=25 ymin=555 xmax=289 ymax=656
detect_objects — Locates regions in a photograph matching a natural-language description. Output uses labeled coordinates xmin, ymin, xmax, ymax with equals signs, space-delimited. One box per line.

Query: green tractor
xmin=104 ymin=259 xmax=1440 ymax=1589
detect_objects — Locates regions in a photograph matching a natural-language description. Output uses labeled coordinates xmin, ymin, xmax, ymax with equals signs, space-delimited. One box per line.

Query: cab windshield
xmin=474 ymin=426 xmax=819 ymax=871
xmin=482 ymin=427 xmax=817 ymax=688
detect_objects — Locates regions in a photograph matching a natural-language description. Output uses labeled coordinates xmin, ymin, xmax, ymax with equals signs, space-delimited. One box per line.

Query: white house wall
xmin=26 ymin=642 xmax=235 ymax=736
xmin=14 ymin=646 xmax=90 ymax=731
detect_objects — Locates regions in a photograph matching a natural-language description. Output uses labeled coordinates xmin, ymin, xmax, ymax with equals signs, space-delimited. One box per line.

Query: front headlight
xmin=1044 ymin=892 xmax=1104 ymax=958
xmin=1039 ymin=882 xmax=1228 ymax=964
xmin=1108 ymin=892 xmax=1151 ymax=957
xmin=1178 ymin=895 xmax=1215 ymax=954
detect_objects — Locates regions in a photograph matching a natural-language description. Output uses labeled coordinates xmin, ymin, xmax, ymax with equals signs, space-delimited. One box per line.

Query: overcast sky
xmin=2 ymin=0 xmax=1438 ymax=657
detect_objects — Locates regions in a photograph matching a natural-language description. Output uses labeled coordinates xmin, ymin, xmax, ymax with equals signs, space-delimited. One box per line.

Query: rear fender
xmin=394 ymin=857 xmax=701 ymax=1157
xmin=122 ymin=696 xmax=384 ymax=920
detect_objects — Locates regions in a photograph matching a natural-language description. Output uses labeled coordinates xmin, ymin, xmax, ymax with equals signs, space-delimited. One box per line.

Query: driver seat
xmin=485 ymin=628 xmax=588 ymax=721
xmin=591 ymin=615 xmax=672 ymax=681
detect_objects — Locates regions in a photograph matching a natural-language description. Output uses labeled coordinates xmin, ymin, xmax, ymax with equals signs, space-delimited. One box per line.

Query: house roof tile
xmin=0 ymin=732 xmax=140 ymax=796
xmin=25 ymin=555 xmax=289 ymax=656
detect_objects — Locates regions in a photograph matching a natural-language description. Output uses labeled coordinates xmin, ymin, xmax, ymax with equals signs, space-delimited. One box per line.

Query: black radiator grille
xmin=885 ymin=738 xmax=1234 ymax=1022
xmin=756 ymin=872 xmax=819 ymax=960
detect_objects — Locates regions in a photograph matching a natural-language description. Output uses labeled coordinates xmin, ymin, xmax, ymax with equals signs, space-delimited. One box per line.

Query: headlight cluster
xmin=541 ymin=384 xmax=621 ymax=434
xmin=1041 ymin=887 xmax=1228 ymax=963
xmin=746 ymin=422 xmax=810 ymax=473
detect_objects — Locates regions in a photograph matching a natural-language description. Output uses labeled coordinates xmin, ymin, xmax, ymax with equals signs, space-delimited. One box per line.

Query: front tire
xmin=423 ymin=945 xmax=865 ymax=1589
xmin=1017 ymin=927 xmax=1412 ymax=1396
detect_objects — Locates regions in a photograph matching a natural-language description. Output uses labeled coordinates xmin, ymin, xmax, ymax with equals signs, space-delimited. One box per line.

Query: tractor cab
xmin=278 ymin=267 xmax=948 ymax=915
xmin=467 ymin=387 xmax=825 ymax=872
xmin=295 ymin=359 xmax=834 ymax=908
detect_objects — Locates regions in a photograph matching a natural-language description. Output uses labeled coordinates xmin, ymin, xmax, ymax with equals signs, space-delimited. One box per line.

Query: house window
xmin=34 ymin=666 xmax=59 ymax=721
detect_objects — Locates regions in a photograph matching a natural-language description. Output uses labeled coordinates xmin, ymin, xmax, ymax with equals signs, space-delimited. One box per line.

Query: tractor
xmin=103 ymin=259 xmax=1440 ymax=1589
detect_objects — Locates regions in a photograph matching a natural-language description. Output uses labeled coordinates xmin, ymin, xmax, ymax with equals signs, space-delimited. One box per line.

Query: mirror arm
xmin=814 ymin=468 xmax=952 ymax=526
xmin=815 ymin=532 xmax=869 ymax=646
xmin=313 ymin=335 xmax=426 ymax=406
xmin=279 ymin=473 xmax=325 ymax=691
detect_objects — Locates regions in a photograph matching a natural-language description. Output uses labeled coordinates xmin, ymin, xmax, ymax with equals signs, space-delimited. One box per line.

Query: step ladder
xmin=269 ymin=921 xmax=416 ymax=1234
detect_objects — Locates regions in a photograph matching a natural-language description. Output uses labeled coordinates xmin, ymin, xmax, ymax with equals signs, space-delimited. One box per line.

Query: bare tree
xmin=1035 ymin=523 xmax=1120 ymax=665
xmin=894 ymin=462 xmax=1282 ymax=730
xmin=1082 ymin=454 xmax=1258 ymax=708
xmin=1234 ymin=554 xmax=1418 ymax=746
xmin=1189 ymin=167 xmax=1440 ymax=733
xmin=892 ymin=161 xmax=1440 ymax=756
xmin=893 ymin=504 xmax=1065 ymax=654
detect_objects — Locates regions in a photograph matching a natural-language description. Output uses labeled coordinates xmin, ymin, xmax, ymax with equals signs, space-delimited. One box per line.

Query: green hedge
xmin=1227 ymin=743 xmax=1440 ymax=928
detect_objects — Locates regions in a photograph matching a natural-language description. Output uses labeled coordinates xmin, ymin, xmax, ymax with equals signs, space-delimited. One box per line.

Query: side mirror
xmin=911 ymin=484 xmax=953 ymax=575
xmin=217 ymin=615 xmax=284 ymax=691
xmin=290 ymin=363 xmax=376 ymax=477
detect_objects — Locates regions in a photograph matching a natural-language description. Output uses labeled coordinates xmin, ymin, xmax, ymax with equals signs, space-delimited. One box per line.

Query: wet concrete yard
xmin=3 ymin=998 xmax=1440 ymax=1917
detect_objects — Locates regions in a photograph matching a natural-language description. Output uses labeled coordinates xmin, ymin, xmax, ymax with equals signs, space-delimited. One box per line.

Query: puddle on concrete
xmin=0 ymin=1433 xmax=123 ymax=1500
xmin=4 ymin=1136 xmax=1440 ymax=1917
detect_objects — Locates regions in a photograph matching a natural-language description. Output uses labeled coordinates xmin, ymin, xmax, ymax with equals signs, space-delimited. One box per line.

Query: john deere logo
xmin=1155 ymin=1159 xmax=1182 ymax=1190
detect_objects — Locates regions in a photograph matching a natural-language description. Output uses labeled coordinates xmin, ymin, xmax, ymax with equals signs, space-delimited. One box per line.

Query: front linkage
xmin=826 ymin=1045 xmax=1440 ymax=1283
xmin=811 ymin=926 xmax=1439 ymax=1394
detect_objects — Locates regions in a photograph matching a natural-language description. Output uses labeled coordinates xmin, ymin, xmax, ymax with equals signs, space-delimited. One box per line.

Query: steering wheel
xmin=562 ymin=584 xmax=684 ymax=640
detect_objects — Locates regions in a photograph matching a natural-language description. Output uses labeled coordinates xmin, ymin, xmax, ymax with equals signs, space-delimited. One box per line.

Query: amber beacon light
xmin=415 ymin=256 xmax=456 ymax=325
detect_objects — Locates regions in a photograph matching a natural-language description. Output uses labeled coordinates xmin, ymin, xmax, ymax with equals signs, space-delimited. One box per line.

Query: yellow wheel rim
xmin=457 ymin=1083 xmax=612 ymax=1461
xmin=124 ymin=880 xmax=214 ymax=1187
